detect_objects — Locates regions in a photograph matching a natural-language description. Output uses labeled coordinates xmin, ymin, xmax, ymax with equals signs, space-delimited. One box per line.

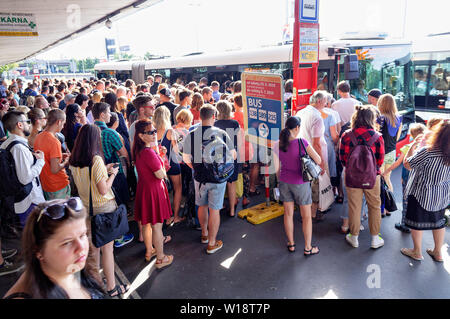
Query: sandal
xmin=107 ymin=284 xmax=130 ymax=298
xmin=165 ymin=216 xmax=175 ymax=225
xmin=155 ymin=255 xmax=174 ymax=269
xmin=145 ymin=248 xmax=157 ymax=262
xmin=340 ymin=226 xmax=349 ymax=234
xmin=400 ymin=248 xmax=424 ymax=261
xmin=287 ymin=243 xmax=296 ymax=253
xmin=163 ymin=235 xmax=172 ymax=244
xmin=335 ymin=196 xmax=344 ymax=204
xmin=304 ymin=246 xmax=320 ymax=256
xmin=426 ymin=249 xmax=443 ymax=263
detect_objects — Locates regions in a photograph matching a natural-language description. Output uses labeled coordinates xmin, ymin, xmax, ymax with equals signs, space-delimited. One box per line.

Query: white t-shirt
xmin=295 ymin=105 xmax=328 ymax=165
xmin=331 ymin=97 xmax=361 ymax=125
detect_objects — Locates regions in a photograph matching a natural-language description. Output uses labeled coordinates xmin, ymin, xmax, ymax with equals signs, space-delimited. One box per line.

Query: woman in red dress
xmin=133 ymin=119 xmax=173 ymax=269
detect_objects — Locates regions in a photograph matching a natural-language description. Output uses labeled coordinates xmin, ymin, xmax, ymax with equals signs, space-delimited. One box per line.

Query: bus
xmin=94 ymin=38 xmax=416 ymax=149
xmin=412 ymin=33 xmax=450 ymax=121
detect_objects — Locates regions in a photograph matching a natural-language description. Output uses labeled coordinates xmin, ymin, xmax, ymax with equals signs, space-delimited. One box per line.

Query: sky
xmin=36 ymin=0 xmax=450 ymax=61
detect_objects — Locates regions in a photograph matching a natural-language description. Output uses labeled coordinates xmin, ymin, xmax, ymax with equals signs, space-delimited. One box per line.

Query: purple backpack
xmin=345 ymin=130 xmax=381 ymax=189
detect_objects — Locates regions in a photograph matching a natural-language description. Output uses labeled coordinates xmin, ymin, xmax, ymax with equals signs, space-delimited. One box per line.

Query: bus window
xmin=317 ymin=71 xmax=329 ymax=91
xmin=429 ymin=65 xmax=449 ymax=96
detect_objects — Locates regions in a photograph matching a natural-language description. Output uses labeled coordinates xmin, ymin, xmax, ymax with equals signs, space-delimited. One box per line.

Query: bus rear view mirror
xmin=344 ymin=54 xmax=359 ymax=80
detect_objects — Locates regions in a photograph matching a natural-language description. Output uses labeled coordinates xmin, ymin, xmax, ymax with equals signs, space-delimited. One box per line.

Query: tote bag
xmin=318 ymin=172 xmax=334 ymax=211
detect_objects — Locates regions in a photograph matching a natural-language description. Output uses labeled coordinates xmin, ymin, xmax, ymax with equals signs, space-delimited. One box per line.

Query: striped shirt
xmin=69 ymin=156 xmax=115 ymax=210
xmin=405 ymin=147 xmax=450 ymax=211
xmin=94 ymin=121 xmax=124 ymax=173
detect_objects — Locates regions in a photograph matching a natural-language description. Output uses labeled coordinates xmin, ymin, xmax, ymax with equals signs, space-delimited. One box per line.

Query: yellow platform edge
xmin=238 ymin=202 xmax=284 ymax=225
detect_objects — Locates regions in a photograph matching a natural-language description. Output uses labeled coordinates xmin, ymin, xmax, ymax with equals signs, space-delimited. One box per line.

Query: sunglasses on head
xmin=37 ymin=197 xmax=83 ymax=223
xmin=142 ymin=129 xmax=157 ymax=136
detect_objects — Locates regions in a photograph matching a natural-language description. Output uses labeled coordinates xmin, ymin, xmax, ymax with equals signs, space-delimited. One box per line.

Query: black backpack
xmin=0 ymin=141 xmax=35 ymax=202
xmin=194 ymin=134 xmax=234 ymax=184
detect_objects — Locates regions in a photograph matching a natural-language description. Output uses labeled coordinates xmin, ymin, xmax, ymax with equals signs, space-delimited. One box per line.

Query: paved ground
xmin=1 ymin=167 xmax=449 ymax=299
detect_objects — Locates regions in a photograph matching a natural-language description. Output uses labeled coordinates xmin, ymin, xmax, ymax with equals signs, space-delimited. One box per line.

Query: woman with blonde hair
xmin=377 ymin=94 xmax=402 ymax=216
xmin=26 ymin=96 xmax=35 ymax=108
xmin=153 ymin=105 xmax=183 ymax=226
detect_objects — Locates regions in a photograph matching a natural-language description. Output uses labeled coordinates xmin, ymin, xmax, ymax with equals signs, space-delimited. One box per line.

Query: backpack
xmin=345 ymin=130 xmax=380 ymax=189
xmin=0 ymin=141 xmax=35 ymax=202
xmin=194 ymin=134 xmax=234 ymax=184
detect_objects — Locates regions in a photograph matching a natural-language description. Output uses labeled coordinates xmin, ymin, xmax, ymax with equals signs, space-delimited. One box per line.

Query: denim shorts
xmin=279 ymin=181 xmax=312 ymax=206
xmin=194 ymin=181 xmax=227 ymax=210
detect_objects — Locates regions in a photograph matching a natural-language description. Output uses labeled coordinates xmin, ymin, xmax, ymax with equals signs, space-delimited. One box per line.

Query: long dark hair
xmin=69 ymin=124 xmax=104 ymax=168
xmin=75 ymin=94 xmax=89 ymax=107
xmin=279 ymin=116 xmax=300 ymax=152
xmin=62 ymin=103 xmax=80 ymax=151
xmin=132 ymin=119 xmax=153 ymax=162
xmin=104 ymin=92 xmax=118 ymax=113
xmin=21 ymin=201 xmax=104 ymax=299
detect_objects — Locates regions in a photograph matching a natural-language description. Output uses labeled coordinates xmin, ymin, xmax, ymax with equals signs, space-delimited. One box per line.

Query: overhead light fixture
xmin=105 ymin=18 xmax=112 ymax=29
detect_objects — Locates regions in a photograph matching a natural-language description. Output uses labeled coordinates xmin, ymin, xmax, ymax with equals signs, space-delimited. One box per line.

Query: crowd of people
xmin=0 ymin=74 xmax=448 ymax=299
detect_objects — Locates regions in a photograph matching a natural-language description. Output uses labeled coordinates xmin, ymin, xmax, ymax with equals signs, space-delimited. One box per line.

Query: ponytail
xmin=279 ymin=116 xmax=301 ymax=152
xmin=279 ymin=128 xmax=291 ymax=152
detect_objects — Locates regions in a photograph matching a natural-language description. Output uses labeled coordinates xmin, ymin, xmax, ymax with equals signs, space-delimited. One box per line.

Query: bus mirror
xmin=344 ymin=54 xmax=359 ymax=80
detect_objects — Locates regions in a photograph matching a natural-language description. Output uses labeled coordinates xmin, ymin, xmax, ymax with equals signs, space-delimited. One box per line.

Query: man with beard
xmin=0 ymin=111 xmax=45 ymax=226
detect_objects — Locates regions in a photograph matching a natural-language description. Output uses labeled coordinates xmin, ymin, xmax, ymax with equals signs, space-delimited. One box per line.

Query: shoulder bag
xmin=88 ymin=166 xmax=129 ymax=248
xmin=298 ymin=138 xmax=322 ymax=182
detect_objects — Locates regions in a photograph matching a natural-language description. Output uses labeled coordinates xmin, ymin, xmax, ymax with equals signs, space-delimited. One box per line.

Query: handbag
xmin=88 ymin=166 xmax=129 ymax=248
xmin=298 ymin=138 xmax=322 ymax=182
xmin=381 ymin=176 xmax=398 ymax=212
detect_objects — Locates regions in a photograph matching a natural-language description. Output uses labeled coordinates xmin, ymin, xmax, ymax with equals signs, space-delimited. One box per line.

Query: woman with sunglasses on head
xmin=68 ymin=124 xmax=129 ymax=298
xmin=133 ymin=119 xmax=173 ymax=268
xmin=3 ymin=198 xmax=106 ymax=299
xmin=27 ymin=108 xmax=47 ymax=149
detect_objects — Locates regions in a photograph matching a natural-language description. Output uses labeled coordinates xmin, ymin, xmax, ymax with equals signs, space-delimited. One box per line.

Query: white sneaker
xmin=371 ymin=234 xmax=385 ymax=249
xmin=360 ymin=224 xmax=365 ymax=231
xmin=345 ymin=234 xmax=359 ymax=248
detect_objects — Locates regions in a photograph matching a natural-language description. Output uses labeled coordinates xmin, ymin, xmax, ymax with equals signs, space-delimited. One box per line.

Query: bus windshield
xmin=344 ymin=44 xmax=414 ymax=113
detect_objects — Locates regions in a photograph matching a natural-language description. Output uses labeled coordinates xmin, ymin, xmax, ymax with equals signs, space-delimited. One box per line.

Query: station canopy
xmin=0 ymin=0 xmax=162 ymax=65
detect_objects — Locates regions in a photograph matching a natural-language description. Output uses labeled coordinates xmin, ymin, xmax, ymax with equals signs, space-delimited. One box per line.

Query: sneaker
xmin=1 ymin=248 xmax=18 ymax=260
xmin=114 ymin=233 xmax=134 ymax=248
xmin=360 ymin=224 xmax=365 ymax=231
xmin=371 ymin=234 xmax=385 ymax=249
xmin=395 ymin=223 xmax=411 ymax=233
xmin=206 ymin=240 xmax=223 ymax=254
xmin=345 ymin=234 xmax=359 ymax=248
xmin=201 ymin=236 xmax=209 ymax=244
xmin=0 ymin=260 xmax=24 ymax=277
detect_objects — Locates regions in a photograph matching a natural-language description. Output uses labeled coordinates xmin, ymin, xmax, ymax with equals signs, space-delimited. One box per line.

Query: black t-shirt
xmin=183 ymin=125 xmax=234 ymax=183
xmin=150 ymin=83 xmax=159 ymax=95
xmin=157 ymin=101 xmax=178 ymax=125
xmin=214 ymin=119 xmax=240 ymax=163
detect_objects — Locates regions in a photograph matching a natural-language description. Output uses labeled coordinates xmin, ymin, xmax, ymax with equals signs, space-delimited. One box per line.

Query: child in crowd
xmin=381 ymin=123 xmax=427 ymax=233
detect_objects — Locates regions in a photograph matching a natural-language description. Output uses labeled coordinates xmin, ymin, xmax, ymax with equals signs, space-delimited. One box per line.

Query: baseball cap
xmin=368 ymin=89 xmax=382 ymax=99
xmin=64 ymin=93 xmax=76 ymax=103
xmin=159 ymin=88 xmax=171 ymax=97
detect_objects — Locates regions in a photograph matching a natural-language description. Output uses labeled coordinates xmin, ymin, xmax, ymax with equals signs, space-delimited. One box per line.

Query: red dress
xmin=134 ymin=147 xmax=172 ymax=225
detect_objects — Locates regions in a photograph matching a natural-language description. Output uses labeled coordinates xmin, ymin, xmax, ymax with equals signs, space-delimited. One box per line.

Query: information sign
xmin=242 ymin=73 xmax=284 ymax=148
xmin=299 ymin=22 xmax=319 ymax=63
xmin=0 ymin=13 xmax=38 ymax=36
xmin=300 ymin=0 xmax=319 ymax=23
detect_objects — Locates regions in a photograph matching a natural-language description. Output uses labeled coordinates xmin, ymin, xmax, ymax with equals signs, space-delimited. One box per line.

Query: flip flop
xmin=426 ymin=249 xmax=443 ymax=263
xmin=401 ymin=248 xmax=424 ymax=261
